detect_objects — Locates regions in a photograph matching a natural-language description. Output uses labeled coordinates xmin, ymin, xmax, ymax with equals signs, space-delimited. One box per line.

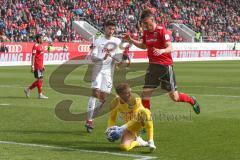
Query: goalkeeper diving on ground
xmin=106 ymin=83 xmax=156 ymax=152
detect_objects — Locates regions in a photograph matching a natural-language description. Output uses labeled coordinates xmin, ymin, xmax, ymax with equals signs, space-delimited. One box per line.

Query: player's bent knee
xmin=99 ymin=92 xmax=108 ymax=101
xmin=92 ymin=89 xmax=100 ymax=98
xmin=171 ymin=96 xmax=179 ymax=102
xmin=142 ymin=88 xmax=154 ymax=98
xmin=169 ymin=92 xmax=179 ymax=102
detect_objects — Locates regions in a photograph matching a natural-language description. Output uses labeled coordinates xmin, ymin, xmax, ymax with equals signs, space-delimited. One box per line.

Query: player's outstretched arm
xmin=123 ymin=34 xmax=146 ymax=50
xmin=131 ymin=39 xmax=146 ymax=50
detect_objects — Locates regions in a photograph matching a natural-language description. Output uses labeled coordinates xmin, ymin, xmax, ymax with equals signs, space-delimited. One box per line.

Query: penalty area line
xmin=0 ymin=140 xmax=157 ymax=160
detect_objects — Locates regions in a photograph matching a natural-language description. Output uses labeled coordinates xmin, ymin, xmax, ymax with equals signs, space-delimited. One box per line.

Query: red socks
xmin=29 ymin=79 xmax=43 ymax=94
xmin=141 ymin=93 xmax=193 ymax=110
xmin=178 ymin=93 xmax=194 ymax=105
xmin=37 ymin=80 xmax=43 ymax=94
xmin=142 ymin=99 xmax=151 ymax=110
xmin=29 ymin=80 xmax=38 ymax=90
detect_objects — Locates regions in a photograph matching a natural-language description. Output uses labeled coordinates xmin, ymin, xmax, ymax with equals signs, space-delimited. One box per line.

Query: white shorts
xmin=91 ymin=72 xmax=113 ymax=93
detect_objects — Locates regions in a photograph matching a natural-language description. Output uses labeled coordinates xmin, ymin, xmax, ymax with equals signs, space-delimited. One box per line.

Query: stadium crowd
xmin=0 ymin=0 xmax=239 ymax=42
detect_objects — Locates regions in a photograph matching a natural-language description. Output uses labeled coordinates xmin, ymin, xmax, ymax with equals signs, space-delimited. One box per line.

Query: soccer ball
xmin=105 ymin=126 xmax=122 ymax=142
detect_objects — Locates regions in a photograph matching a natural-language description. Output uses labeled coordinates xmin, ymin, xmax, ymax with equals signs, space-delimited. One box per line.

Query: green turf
xmin=0 ymin=61 xmax=240 ymax=160
xmin=0 ymin=143 xmax=133 ymax=160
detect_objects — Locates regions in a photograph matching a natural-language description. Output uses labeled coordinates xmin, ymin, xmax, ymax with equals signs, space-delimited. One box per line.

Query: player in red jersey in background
xmin=122 ymin=44 xmax=131 ymax=67
xmin=124 ymin=9 xmax=200 ymax=114
xmin=24 ymin=34 xmax=48 ymax=99
xmin=117 ymin=43 xmax=131 ymax=68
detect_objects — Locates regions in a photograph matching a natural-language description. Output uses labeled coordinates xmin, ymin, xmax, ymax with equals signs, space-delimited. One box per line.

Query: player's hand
xmin=117 ymin=62 xmax=123 ymax=67
xmin=31 ymin=66 xmax=34 ymax=72
xmin=122 ymin=33 xmax=132 ymax=43
xmin=153 ymin=47 xmax=165 ymax=56
xmin=103 ymin=52 xmax=111 ymax=60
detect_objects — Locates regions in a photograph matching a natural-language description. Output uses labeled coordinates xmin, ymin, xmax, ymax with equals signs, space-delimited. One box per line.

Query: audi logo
xmin=78 ymin=45 xmax=90 ymax=52
xmin=5 ymin=45 xmax=23 ymax=52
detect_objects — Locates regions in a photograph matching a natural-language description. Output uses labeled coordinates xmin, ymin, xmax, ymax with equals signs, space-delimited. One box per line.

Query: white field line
xmin=0 ymin=84 xmax=240 ymax=98
xmin=181 ymin=85 xmax=240 ymax=89
xmin=1 ymin=84 xmax=240 ymax=90
xmin=0 ymin=140 xmax=157 ymax=160
xmin=188 ymin=93 xmax=240 ymax=98
xmin=0 ymin=103 xmax=10 ymax=106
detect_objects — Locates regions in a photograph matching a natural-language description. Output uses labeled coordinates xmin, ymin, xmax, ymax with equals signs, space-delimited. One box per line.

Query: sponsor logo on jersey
xmin=104 ymin=42 xmax=117 ymax=52
xmin=156 ymin=26 xmax=163 ymax=29
xmin=165 ymin=34 xmax=170 ymax=40
xmin=146 ymin=39 xmax=158 ymax=43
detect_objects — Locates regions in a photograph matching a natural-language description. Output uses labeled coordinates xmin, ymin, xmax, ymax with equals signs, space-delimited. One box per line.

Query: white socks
xmin=87 ymin=97 xmax=97 ymax=120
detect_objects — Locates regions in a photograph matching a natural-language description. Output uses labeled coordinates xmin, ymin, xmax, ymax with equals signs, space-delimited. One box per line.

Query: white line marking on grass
xmin=1 ymin=84 xmax=240 ymax=90
xmin=0 ymin=103 xmax=10 ymax=106
xmin=190 ymin=93 xmax=240 ymax=98
xmin=0 ymin=85 xmax=24 ymax=88
xmin=1 ymin=84 xmax=239 ymax=98
xmin=0 ymin=140 xmax=157 ymax=160
xmin=181 ymin=85 xmax=240 ymax=89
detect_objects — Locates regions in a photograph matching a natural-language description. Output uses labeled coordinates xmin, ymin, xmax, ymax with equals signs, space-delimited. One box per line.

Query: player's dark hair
xmin=35 ymin=34 xmax=42 ymax=40
xmin=115 ymin=83 xmax=130 ymax=95
xmin=140 ymin=9 xmax=154 ymax=21
xmin=104 ymin=20 xmax=116 ymax=27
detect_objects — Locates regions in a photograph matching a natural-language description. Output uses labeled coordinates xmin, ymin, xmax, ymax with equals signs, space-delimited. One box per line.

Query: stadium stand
xmin=0 ymin=0 xmax=239 ymax=42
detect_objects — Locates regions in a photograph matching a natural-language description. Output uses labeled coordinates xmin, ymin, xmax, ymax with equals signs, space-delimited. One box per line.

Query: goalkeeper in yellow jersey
xmin=106 ymin=83 xmax=156 ymax=152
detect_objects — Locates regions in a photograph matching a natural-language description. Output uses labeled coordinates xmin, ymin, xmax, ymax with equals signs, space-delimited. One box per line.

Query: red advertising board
xmin=0 ymin=42 xmax=239 ymax=66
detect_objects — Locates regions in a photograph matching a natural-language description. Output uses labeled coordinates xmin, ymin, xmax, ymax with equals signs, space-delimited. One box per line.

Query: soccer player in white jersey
xmin=85 ymin=20 xmax=123 ymax=133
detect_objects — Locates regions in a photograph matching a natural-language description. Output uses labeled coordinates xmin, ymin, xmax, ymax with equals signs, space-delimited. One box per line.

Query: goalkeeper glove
xmin=105 ymin=126 xmax=124 ymax=142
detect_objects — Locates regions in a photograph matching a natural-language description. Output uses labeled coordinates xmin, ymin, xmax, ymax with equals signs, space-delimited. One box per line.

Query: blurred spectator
xmin=195 ymin=31 xmax=201 ymax=42
xmin=0 ymin=28 xmax=10 ymax=42
xmin=63 ymin=43 xmax=68 ymax=53
xmin=0 ymin=0 xmax=239 ymax=42
xmin=0 ymin=42 xmax=8 ymax=52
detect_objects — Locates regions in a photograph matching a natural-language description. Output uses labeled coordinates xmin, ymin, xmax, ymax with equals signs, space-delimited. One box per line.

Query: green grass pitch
xmin=0 ymin=61 xmax=240 ymax=160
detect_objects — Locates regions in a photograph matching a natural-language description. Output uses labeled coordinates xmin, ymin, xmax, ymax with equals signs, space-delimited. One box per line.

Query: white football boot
xmin=136 ymin=136 xmax=148 ymax=147
xmin=148 ymin=140 xmax=156 ymax=152
xmin=39 ymin=94 xmax=48 ymax=99
xmin=24 ymin=88 xmax=30 ymax=98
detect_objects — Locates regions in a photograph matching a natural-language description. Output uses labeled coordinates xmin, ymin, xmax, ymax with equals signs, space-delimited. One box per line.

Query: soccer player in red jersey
xmin=124 ymin=9 xmax=200 ymax=114
xmin=117 ymin=44 xmax=131 ymax=68
xmin=122 ymin=44 xmax=131 ymax=67
xmin=24 ymin=34 xmax=48 ymax=99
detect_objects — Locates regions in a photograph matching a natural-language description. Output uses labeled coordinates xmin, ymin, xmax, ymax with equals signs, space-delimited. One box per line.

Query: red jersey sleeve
xmin=161 ymin=27 xmax=171 ymax=43
xmin=32 ymin=44 xmax=37 ymax=55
